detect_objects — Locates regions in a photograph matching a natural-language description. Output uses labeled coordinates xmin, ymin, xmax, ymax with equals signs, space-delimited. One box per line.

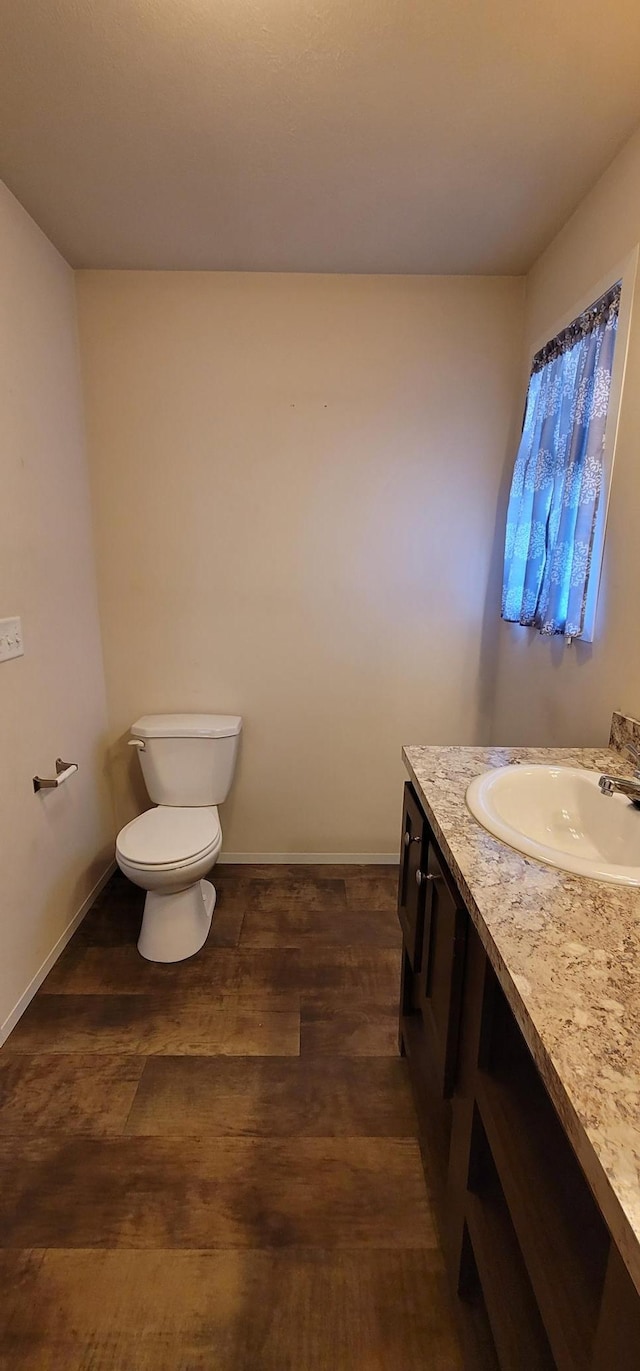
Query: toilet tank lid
xmin=131 ymin=713 xmax=242 ymax=739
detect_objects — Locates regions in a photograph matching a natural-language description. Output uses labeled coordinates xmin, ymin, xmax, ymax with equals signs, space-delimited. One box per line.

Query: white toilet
xmin=115 ymin=713 xmax=242 ymax=963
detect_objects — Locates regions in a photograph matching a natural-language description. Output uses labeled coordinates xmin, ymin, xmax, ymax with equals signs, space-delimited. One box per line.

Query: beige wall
xmin=77 ymin=271 xmax=523 ymax=855
xmin=0 ymin=183 xmax=113 ymax=1037
xmin=491 ymin=126 xmax=640 ymax=746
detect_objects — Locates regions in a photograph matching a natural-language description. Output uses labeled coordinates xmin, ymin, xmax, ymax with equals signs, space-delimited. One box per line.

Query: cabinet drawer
xmin=397 ymin=783 xmax=428 ymax=970
xmin=416 ymin=838 xmax=467 ymax=1098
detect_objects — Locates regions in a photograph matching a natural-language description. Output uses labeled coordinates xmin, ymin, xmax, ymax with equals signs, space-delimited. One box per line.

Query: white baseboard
xmin=218 ymin=852 xmax=399 ymax=865
xmin=0 ymin=860 xmax=116 ymax=1047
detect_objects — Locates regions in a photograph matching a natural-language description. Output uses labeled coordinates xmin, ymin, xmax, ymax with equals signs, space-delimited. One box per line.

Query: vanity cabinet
xmin=397 ymin=781 xmax=640 ymax=1371
xmin=397 ymin=782 xmax=428 ymax=971
xmin=415 ymin=837 xmax=466 ymax=1101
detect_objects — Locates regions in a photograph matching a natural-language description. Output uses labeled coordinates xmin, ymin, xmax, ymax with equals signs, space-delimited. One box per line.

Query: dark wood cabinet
xmin=398 ymin=788 xmax=467 ymax=1178
xmin=397 ymin=782 xmax=428 ymax=971
xmin=397 ymin=780 xmax=640 ymax=1371
xmin=416 ymin=839 xmax=466 ymax=1099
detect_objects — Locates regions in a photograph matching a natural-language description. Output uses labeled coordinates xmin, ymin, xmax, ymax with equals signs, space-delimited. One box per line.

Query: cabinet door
xmin=397 ymin=783 xmax=428 ymax=971
xmin=417 ymin=839 xmax=467 ymax=1098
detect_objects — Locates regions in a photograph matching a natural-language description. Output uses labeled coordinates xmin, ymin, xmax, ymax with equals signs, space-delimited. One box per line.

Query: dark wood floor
xmin=0 ymin=864 xmax=464 ymax=1370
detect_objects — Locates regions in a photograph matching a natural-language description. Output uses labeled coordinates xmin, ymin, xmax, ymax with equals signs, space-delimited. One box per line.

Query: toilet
xmin=115 ymin=713 xmax=242 ymax=963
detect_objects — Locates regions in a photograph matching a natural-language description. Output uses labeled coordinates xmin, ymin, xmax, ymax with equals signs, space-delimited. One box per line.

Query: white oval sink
xmin=466 ymin=764 xmax=640 ymax=885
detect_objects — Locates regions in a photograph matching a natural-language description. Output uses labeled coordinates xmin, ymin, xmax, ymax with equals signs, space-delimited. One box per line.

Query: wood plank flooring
xmin=0 ymin=863 xmax=464 ymax=1370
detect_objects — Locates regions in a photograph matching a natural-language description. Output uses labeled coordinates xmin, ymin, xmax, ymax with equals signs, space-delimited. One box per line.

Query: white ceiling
xmin=1 ymin=0 xmax=640 ymax=274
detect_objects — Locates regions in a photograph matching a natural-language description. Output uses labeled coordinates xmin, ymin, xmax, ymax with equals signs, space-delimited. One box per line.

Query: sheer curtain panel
xmin=502 ymin=284 xmax=620 ymax=638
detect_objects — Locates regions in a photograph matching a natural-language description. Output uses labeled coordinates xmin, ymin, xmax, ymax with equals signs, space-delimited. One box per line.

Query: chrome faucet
xmin=599 ymin=741 xmax=640 ymax=807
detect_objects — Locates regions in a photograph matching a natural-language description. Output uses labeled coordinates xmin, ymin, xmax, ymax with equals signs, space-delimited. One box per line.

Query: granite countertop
xmin=402 ymin=713 xmax=640 ymax=1294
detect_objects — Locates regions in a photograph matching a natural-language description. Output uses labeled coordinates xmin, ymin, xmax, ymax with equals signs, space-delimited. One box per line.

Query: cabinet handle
xmin=416 ymin=870 xmax=440 ymax=887
xmin=403 ymin=831 xmax=420 ymax=847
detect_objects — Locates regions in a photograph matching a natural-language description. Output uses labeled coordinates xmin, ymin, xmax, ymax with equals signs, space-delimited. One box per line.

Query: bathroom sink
xmin=466 ymin=764 xmax=640 ymax=885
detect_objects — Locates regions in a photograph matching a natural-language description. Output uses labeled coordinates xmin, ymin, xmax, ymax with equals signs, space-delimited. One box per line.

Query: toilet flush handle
xmin=128 ymin=738 xmax=146 ymax=751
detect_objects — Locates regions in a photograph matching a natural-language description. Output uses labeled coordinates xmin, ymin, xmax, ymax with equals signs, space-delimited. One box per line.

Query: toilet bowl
xmin=115 ymin=713 xmax=242 ymax=963
xmin=116 ymin=805 xmax=223 ymax=962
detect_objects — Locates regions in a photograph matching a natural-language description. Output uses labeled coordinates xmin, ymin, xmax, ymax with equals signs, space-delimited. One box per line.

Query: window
xmin=501 ymin=252 xmax=637 ymax=641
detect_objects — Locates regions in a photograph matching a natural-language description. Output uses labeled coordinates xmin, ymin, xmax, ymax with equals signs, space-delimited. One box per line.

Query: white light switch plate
xmin=0 ymin=617 xmax=24 ymax=662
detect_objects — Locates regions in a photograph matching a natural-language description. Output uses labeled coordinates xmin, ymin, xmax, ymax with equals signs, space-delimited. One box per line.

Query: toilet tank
xmin=131 ymin=713 xmax=242 ymax=806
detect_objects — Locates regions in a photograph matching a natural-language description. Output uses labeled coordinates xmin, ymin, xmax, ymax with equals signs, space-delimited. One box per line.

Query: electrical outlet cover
xmin=0 ymin=617 xmax=24 ymax=662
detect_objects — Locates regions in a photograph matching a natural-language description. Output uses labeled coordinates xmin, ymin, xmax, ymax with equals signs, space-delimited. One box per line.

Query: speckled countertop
xmin=403 ymin=712 xmax=640 ymax=1295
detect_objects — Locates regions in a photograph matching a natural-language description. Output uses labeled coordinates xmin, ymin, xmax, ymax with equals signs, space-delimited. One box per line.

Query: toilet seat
xmin=116 ymin=805 xmax=221 ymax=870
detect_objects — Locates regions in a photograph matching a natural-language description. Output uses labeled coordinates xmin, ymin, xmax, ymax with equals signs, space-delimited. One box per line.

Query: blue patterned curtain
xmin=502 ymin=284 xmax=620 ymax=637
